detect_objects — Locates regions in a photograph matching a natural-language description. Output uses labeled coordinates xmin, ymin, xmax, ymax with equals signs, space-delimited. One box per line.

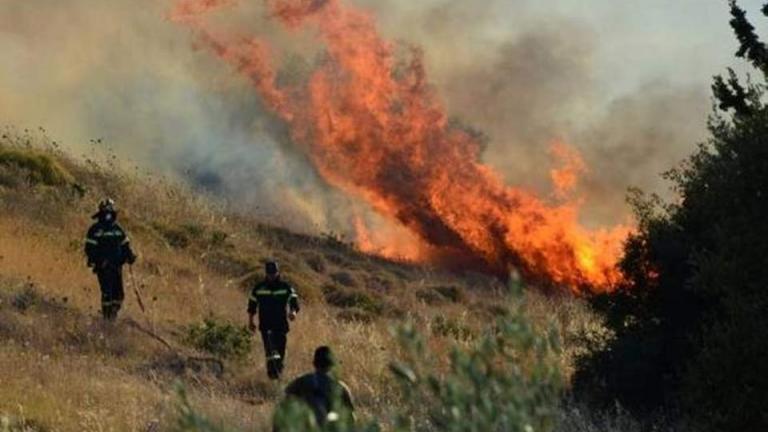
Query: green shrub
xmin=431 ymin=315 xmax=474 ymax=341
xmin=11 ymin=285 xmax=40 ymax=312
xmin=154 ymin=224 xmax=191 ymax=249
xmin=433 ymin=286 xmax=465 ymax=303
xmin=575 ymin=4 xmax=768 ymax=430
xmin=181 ymin=224 xmax=205 ymax=240
xmin=363 ymin=274 xmax=395 ymax=293
xmin=209 ymin=230 xmax=229 ymax=248
xmin=391 ymin=308 xmax=563 ymax=432
xmin=417 ymin=286 xmax=466 ymax=305
xmin=185 ymin=318 xmax=252 ymax=360
xmin=323 ymin=285 xmax=385 ymax=316
xmin=415 ymin=289 xmax=444 ymax=305
xmin=0 ymin=414 xmax=48 ymax=432
xmin=153 ymin=223 xmax=215 ymax=250
xmin=0 ymin=148 xmax=73 ymax=186
xmin=173 ymin=301 xmax=563 ymax=432
xmin=335 ymin=308 xmax=374 ymax=324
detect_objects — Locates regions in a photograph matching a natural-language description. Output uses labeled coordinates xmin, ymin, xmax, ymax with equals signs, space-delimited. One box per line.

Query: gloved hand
xmin=289 ymin=310 xmax=297 ymax=321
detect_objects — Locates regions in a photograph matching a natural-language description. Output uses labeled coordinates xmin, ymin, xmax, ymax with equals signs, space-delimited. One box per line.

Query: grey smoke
xmin=0 ymin=0 xmax=731 ymax=237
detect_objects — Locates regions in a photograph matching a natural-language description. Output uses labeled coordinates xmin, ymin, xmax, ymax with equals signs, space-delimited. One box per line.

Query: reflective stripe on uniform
xmin=85 ymin=238 xmax=98 ymax=245
xmin=267 ymin=353 xmax=282 ymax=360
xmin=97 ymin=230 xmax=123 ymax=237
xmin=255 ymin=289 xmax=289 ymax=296
xmin=121 ymin=237 xmax=130 ymax=245
xmin=249 ymin=294 xmax=259 ymax=302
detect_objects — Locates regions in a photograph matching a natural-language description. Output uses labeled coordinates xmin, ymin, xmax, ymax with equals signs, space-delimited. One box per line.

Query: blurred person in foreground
xmin=274 ymin=346 xmax=355 ymax=431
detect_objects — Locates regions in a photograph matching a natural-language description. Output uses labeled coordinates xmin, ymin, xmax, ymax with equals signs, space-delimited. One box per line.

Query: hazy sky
xmin=366 ymin=0 xmax=765 ymax=101
xmin=527 ymin=0 xmax=763 ymax=95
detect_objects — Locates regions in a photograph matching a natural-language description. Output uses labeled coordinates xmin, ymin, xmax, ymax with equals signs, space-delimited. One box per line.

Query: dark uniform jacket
xmin=248 ymin=279 xmax=299 ymax=332
xmin=84 ymin=221 xmax=135 ymax=269
xmin=284 ymin=372 xmax=354 ymax=425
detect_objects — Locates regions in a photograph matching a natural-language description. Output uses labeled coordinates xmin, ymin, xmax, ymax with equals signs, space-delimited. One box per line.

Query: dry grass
xmin=0 ymin=129 xmax=606 ymax=431
xmin=0 ymin=344 xmax=165 ymax=431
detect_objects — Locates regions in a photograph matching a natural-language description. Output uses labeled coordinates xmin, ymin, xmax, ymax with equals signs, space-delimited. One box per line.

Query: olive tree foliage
xmin=173 ymin=298 xmax=563 ymax=432
xmin=389 ymin=306 xmax=562 ymax=432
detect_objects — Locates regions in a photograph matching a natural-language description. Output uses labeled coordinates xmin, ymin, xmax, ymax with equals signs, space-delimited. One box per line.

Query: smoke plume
xmin=1 ymin=0 xmax=712 ymax=288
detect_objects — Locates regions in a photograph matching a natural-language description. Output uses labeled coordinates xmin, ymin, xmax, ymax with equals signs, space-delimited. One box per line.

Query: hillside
xmin=0 ymin=129 xmax=604 ymax=431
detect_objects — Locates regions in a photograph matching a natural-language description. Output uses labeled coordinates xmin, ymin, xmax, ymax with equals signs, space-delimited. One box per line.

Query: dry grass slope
xmin=0 ymin=128 xmax=609 ymax=431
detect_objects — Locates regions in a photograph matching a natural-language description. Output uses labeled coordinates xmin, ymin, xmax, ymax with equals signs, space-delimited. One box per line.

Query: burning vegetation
xmin=171 ymin=0 xmax=631 ymax=293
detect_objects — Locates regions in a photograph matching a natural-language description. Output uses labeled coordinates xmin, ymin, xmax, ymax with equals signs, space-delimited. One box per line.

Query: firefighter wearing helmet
xmin=84 ymin=198 xmax=137 ymax=321
xmin=248 ymin=260 xmax=300 ymax=380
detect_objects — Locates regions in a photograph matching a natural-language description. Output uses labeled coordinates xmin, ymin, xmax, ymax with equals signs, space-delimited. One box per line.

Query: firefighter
xmin=248 ymin=261 xmax=300 ymax=380
xmin=84 ymin=198 xmax=137 ymax=321
xmin=279 ymin=346 xmax=355 ymax=429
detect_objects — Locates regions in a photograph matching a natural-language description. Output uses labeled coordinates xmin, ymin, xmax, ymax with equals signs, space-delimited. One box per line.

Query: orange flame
xmin=549 ymin=140 xmax=587 ymax=199
xmin=353 ymin=216 xmax=424 ymax=262
xmin=171 ymin=0 xmax=631 ymax=293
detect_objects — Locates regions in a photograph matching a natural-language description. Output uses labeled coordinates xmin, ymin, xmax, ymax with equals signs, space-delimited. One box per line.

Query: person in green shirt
xmin=278 ymin=346 xmax=355 ymax=429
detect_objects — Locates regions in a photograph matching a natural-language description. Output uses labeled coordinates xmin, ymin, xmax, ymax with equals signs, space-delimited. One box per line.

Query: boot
xmin=267 ymin=353 xmax=282 ymax=380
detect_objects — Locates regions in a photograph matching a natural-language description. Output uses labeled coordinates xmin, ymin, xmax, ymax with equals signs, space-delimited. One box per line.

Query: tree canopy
xmin=575 ymin=2 xmax=768 ymax=430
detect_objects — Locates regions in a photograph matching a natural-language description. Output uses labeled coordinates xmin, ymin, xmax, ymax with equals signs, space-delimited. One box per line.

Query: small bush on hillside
xmin=181 ymin=223 xmax=205 ymax=240
xmin=0 ymin=163 xmax=24 ymax=189
xmin=185 ymin=318 xmax=252 ymax=361
xmin=430 ymin=315 xmax=474 ymax=341
xmin=330 ymin=271 xmax=358 ymax=288
xmin=153 ymin=223 xmax=231 ymax=251
xmin=335 ymin=308 xmax=374 ymax=324
xmin=324 ymin=252 xmax=350 ymax=267
xmin=157 ymin=226 xmax=191 ymax=249
xmin=417 ymin=285 xmax=466 ymax=305
xmin=0 ymin=147 xmax=73 ymax=187
xmin=209 ymin=230 xmax=229 ymax=248
xmin=11 ymin=285 xmax=40 ymax=312
xmin=433 ymin=286 xmax=465 ymax=303
xmin=323 ymin=285 xmax=386 ymax=315
xmin=0 ymin=414 xmax=48 ymax=432
xmin=363 ymin=274 xmax=395 ymax=293
xmin=415 ymin=289 xmax=444 ymax=305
